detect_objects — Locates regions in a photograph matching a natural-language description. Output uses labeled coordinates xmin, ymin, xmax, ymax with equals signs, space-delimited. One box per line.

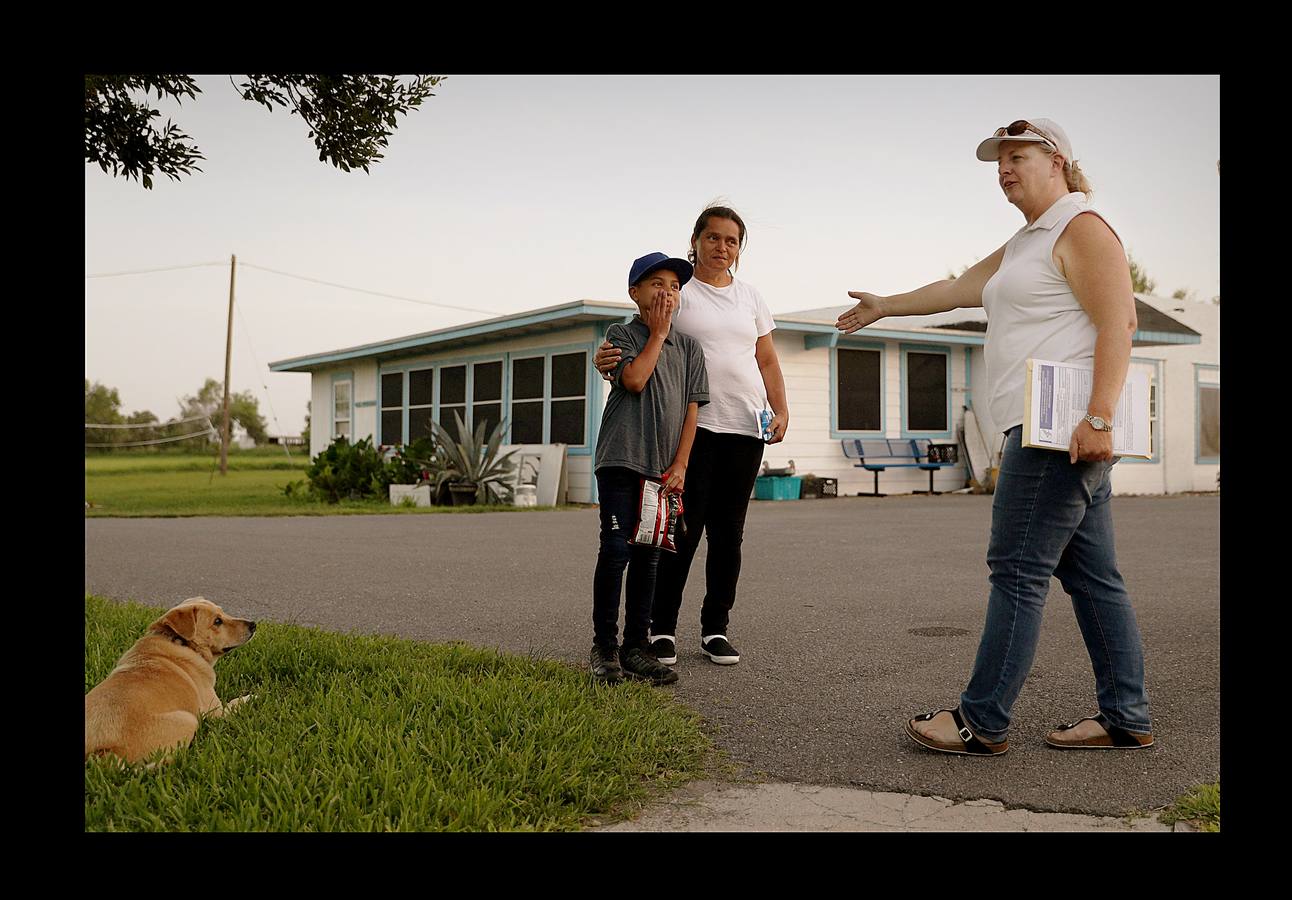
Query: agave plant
xmin=430 ymin=411 xmax=519 ymax=505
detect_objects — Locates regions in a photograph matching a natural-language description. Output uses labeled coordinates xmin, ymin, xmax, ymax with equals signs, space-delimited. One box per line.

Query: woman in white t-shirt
xmin=595 ymin=205 xmax=789 ymax=668
xmin=838 ymin=119 xmax=1153 ymax=757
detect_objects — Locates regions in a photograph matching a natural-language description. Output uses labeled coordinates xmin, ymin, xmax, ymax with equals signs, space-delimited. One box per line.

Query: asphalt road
xmin=84 ymin=493 xmax=1220 ymax=817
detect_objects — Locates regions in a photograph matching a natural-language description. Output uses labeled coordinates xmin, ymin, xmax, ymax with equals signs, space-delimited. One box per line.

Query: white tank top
xmin=981 ymin=192 xmax=1122 ymax=432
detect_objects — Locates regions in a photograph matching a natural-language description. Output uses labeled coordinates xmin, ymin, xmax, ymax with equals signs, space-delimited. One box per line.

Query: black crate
xmin=801 ymin=477 xmax=838 ymax=499
xmin=927 ymin=443 xmax=959 ymax=463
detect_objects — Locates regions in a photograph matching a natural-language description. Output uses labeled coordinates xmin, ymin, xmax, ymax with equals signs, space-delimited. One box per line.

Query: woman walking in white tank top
xmin=838 ymin=119 xmax=1153 ymax=756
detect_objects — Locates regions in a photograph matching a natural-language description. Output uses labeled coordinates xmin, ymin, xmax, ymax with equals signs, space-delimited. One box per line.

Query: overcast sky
xmin=85 ymin=74 xmax=1220 ymax=435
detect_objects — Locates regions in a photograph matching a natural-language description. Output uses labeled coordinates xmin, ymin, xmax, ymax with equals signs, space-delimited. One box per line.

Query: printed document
xmin=1023 ymin=359 xmax=1151 ymax=458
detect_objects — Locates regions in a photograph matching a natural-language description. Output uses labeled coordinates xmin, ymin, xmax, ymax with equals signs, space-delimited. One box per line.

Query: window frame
xmin=331 ymin=374 xmax=353 ymax=440
xmin=1123 ymin=358 xmax=1163 ymax=465
xmin=1195 ymin=364 xmax=1220 ymax=464
xmin=830 ymin=342 xmax=887 ymax=439
xmin=899 ymin=343 xmax=952 ymax=440
xmin=548 ymin=349 xmax=589 ymax=448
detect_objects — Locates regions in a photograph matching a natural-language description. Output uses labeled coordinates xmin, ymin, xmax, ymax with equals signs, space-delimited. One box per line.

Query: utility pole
xmin=219 ymin=254 xmax=236 ymax=475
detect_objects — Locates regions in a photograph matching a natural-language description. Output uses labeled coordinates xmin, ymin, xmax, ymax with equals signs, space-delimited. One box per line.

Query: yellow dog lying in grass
xmin=85 ymin=597 xmax=256 ymax=765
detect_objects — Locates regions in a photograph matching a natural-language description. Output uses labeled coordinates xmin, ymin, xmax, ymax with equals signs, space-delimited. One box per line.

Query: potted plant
xmin=387 ymin=436 xmax=453 ymax=506
xmin=430 ymin=411 xmax=519 ymax=506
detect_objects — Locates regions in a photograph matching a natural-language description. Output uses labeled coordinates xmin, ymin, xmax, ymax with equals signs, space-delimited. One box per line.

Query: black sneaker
xmin=647 ymin=634 xmax=677 ymax=665
xmin=620 ymin=645 xmax=679 ymax=685
xmin=701 ymin=635 xmax=740 ymax=665
xmin=590 ymin=642 xmax=623 ymax=683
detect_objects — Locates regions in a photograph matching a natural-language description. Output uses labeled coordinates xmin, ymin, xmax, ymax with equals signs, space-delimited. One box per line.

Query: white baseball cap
xmin=976 ymin=118 xmax=1073 ymax=163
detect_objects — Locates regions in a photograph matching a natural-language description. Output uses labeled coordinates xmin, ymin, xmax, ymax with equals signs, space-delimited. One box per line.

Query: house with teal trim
xmin=268 ymin=293 xmax=1215 ymax=502
xmin=764 ymin=293 xmax=1216 ymax=496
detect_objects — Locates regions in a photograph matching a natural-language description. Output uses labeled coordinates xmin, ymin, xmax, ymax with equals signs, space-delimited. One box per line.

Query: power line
xmin=86 ymin=414 xmax=214 ymax=429
xmin=237 ymin=262 xmax=499 ymax=315
xmin=86 ymin=261 xmax=226 ymax=278
xmin=86 ymin=416 xmax=220 ymax=447
xmin=85 ymin=427 xmax=218 ymax=448
xmin=85 ymin=257 xmax=503 ymax=317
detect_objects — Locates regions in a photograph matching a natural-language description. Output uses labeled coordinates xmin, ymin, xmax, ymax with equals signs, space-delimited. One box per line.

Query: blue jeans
xmin=592 ymin=467 xmax=660 ymax=649
xmin=958 ymin=427 xmax=1152 ymax=741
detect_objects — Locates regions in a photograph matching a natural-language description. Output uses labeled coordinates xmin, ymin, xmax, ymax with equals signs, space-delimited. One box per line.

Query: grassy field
xmin=86 ymin=448 xmax=307 ymax=474
xmin=84 ymin=452 xmax=560 ymax=517
xmin=84 ymin=596 xmax=713 ymax=831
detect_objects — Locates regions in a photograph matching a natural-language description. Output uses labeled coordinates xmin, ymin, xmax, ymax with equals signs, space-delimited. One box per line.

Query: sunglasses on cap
xmin=993 ymin=120 xmax=1055 ymax=146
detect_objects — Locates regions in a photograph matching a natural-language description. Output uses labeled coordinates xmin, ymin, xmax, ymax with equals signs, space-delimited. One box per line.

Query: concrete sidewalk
xmin=590 ymin=781 xmax=1193 ymax=832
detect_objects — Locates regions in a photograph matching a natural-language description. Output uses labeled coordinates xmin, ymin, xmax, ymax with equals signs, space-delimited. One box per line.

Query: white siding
xmin=1110 ymin=299 xmax=1220 ymax=495
xmin=566 ymin=455 xmax=593 ymax=504
xmin=310 ymin=376 xmax=330 ymax=459
xmin=352 ymin=359 xmax=378 ymax=446
xmin=759 ymin=332 xmax=973 ymax=497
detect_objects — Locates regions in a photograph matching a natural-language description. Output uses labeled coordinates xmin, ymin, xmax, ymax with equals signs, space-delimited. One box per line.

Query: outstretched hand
xmin=836 ymin=292 xmax=885 ymax=333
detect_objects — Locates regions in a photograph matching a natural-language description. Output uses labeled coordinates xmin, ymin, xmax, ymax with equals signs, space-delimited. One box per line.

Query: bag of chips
xmin=630 ymin=478 xmax=685 ymax=553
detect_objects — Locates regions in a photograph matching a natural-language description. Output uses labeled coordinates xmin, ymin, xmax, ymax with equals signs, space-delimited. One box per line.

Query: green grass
xmin=86 ymin=449 xmax=307 ymax=475
xmin=85 ymin=596 xmax=712 ymax=831
xmin=1160 ymin=782 xmax=1220 ymax=832
xmin=84 ymin=453 xmax=559 ymax=517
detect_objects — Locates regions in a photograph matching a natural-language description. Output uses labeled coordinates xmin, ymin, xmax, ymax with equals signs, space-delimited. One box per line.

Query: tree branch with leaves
xmin=85 ymin=74 xmax=443 ymax=188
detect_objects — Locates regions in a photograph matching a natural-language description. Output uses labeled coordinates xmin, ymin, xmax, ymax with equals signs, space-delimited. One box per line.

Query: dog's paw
xmin=226 ymin=693 xmax=255 ymax=711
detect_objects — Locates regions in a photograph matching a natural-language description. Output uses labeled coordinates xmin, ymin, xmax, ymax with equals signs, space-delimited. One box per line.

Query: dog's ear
xmin=152 ymin=604 xmax=200 ymax=642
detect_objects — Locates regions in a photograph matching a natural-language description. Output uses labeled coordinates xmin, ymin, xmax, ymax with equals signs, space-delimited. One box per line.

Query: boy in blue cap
xmin=590 ymin=252 xmax=709 ymax=685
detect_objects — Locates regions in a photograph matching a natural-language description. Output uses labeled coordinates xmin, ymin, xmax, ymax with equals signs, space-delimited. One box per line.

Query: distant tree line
xmin=85 ymin=377 xmax=269 ymax=451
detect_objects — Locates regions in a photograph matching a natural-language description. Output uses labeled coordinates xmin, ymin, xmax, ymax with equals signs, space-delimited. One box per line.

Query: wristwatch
xmin=1083 ymin=414 xmax=1112 ymax=432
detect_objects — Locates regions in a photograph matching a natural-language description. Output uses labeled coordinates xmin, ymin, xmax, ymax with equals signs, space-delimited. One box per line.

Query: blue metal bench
xmin=841 ymin=438 xmax=957 ymax=496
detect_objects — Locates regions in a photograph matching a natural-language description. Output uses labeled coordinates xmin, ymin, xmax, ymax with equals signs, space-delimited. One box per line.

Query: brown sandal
xmin=1045 ymin=713 xmax=1154 ymax=750
xmin=906 ymin=707 xmax=1009 ymax=756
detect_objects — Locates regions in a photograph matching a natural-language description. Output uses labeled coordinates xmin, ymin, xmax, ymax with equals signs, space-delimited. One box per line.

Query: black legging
xmin=650 ymin=427 xmax=765 ymax=638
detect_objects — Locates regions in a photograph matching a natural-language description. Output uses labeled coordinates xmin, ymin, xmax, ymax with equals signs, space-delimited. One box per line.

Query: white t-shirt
xmin=672 ymin=276 xmax=776 ymax=437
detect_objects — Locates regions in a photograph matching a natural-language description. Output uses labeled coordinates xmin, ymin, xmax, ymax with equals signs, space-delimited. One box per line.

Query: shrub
xmin=297 ymin=437 xmax=392 ymax=503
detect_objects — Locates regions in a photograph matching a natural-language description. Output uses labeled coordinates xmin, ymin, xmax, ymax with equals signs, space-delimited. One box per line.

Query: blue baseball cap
xmin=628 ymin=252 xmax=693 ymax=289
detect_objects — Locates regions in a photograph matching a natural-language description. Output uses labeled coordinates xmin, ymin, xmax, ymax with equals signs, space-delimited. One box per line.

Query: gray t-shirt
xmin=595 ymin=317 xmax=709 ymax=478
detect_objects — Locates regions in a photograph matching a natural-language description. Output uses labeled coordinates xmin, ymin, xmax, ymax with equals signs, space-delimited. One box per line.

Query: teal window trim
xmin=378 ymin=362 xmax=438 ymax=446
xmin=1195 ymin=364 xmax=1220 ymax=464
xmin=468 ymin=354 xmax=506 ymax=441
xmin=375 ymin=329 xmax=601 ymax=453
xmin=1123 ymin=358 xmax=1163 ymax=465
xmin=829 ymin=341 xmax=886 ymax=439
xmin=804 ymin=332 xmax=839 ymax=351
xmin=505 ymin=342 xmax=593 ymax=454
xmin=588 ymin=326 xmax=612 ymax=503
xmin=330 ymin=370 xmax=354 ymax=440
xmin=374 ymin=353 xmax=497 ymax=444
xmin=899 ymin=343 xmax=953 ymax=440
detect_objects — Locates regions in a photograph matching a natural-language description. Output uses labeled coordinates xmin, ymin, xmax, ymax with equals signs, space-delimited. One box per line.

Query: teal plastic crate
xmin=754 ymin=475 xmax=802 ymax=500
